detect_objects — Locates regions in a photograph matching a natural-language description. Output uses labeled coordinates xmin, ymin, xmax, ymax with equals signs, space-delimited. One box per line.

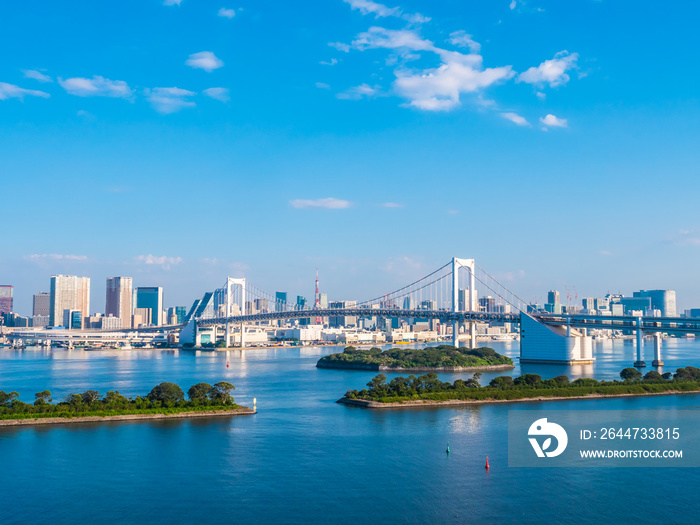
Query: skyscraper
xmin=50 ymin=275 xmax=77 ymax=327
xmin=33 ymin=292 xmax=50 ymax=316
xmin=0 ymin=286 xmax=13 ymax=315
xmin=275 ymin=291 xmax=287 ymax=312
xmin=633 ymin=290 xmax=677 ymax=317
xmin=136 ymin=287 xmax=164 ymax=326
xmin=76 ymin=277 xmax=90 ymax=322
xmin=106 ymin=277 xmax=133 ymax=328
xmin=547 ymin=290 xmax=560 ymax=305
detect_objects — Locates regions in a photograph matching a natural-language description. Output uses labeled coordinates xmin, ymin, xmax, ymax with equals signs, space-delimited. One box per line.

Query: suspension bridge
xmin=7 ymin=256 xmax=700 ymax=367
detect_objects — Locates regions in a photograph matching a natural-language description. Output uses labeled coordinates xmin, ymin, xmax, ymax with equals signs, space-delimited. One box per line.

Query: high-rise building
xmin=167 ymin=306 xmax=187 ymax=325
xmin=479 ymin=296 xmax=496 ymax=312
xmin=33 ymin=292 xmax=50 ymax=317
xmin=581 ymin=297 xmax=595 ymax=310
xmin=50 ymin=275 xmax=77 ymax=327
xmin=76 ymin=277 xmax=90 ymax=322
xmin=403 ymin=297 xmax=416 ymax=310
xmin=275 ymin=291 xmax=287 ymax=312
xmin=106 ymin=277 xmax=133 ymax=328
xmin=320 ymin=293 xmax=328 ymax=309
xmin=547 ymin=290 xmax=560 ymax=305
xmin=0 ymin=286 xmax=13 ymax=316
xmin=296 ymin=295 xmax=307 ymax=310
xmin=136 ymin=287 xmax=164 ymax=326
xmin=633 ymin=290 xmax=677 ymax=317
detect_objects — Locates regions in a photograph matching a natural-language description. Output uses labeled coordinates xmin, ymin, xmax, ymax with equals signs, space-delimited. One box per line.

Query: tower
xmin=314 ymin=268 xmax=322 ymax=325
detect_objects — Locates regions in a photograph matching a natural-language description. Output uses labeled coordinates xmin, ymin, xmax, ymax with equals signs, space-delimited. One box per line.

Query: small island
xmin=317 ymin=345 xmax=514 ymax=372
xmin=339 ymin=366 xmax=700 ymax=408
xmin=0 ymin=381 xmax=254 ymax=426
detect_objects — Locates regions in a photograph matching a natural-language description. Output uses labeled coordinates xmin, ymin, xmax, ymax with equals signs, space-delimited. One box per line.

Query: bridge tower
xmin=226 ymin=278 xmax=247 ymax=348
xmin=452 ymin=258 xmax=476 ymax=349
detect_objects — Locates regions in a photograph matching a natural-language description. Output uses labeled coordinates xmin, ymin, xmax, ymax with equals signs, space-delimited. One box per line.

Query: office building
xmin=582 ymin=297 xmax=595 ymax=310
xmin=296 ymin=295 xmax=307 ymax=310
xmin=0 ymin=285 xmax=13 ymax=315
xmin=136 ymin=287 xmax=164 ymax=326
xmin=167 ymin=306 xmax=187 ymax=325
xmin=320 ymin=293 xmax=328 ymax=309
xmin=33 ymin=292 xmax=50 ymax=317
xmin=133 ymin=307 xmax=152 ymax=327
xmin=633 ymin=290 xmax=677 ymax=317
xmin=548 ymin=290 xmax=560 ymax=305
xmin=106 ymin=277 xmax=133 ymax=329
xmin=76 ymin=277 xmax=90 ymax=322
xmin=403 ymin=297 xmax=416 ymax=310
xmin=63 ymin=309 xmax=82 ymax=330
xmin=479 ymin=296 xmax=496 ymax=313
xmin=50 ymin=275 xmax=77 ymax=327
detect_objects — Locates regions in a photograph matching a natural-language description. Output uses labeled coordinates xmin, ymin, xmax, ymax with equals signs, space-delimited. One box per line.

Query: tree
xmin=620 ymin=368 xmax=642 ymax=381
xmin=81 ymin=390 xmax=101 ymax=404
xmin=147 ymin=382 xmax=185 ymax=403
xmin=188 ymin=383 xmax=213 ymax=402
xmin=514 ymin=374 xmax=543 ymax=386
xmin=211 ymin=382 xmax=235 ymax=403
xmin=66 ymin=393 xmax=83 ymax=406
xmin=489 ymin=376 xmax=514 ymax=389
xmin=662 ymin=372 xmax=673 ymax=380
xmin=103 ymin=391 xmax=129 ymax=405
xmin=0 ymin=391 xmax=19 ymax=407
xmin=550 ymin=375 xmax=570 ymax=385
xmin=643 ymin=371 xmax=663 ymax=381
xmin=34 ymin=391 xmax=52 ymax=406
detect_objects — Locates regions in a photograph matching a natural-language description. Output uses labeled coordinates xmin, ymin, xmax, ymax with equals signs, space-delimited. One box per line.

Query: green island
xmin=339 ymin=366 xmax=700 ymax=408
xmin=317 ymin=345 xmax=514 ymax=371
xmin=0 ymin=381 xmax=254 ymax=426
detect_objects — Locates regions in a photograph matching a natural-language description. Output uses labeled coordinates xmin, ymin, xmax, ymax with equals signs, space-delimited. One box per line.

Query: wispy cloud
xmin=337 ymin=83 xmax=380 ymax=100
xmin=218 ymin=7 xmax=236 ymax=18
xmin=518 ymin=51 xmax=578 ymax=87
xmin=540 ymin=113 xmax=567 ymax=128
xmin=163 ymin=0 xmax=182 ymax=5
xmin=185 ymin=51 xmax=224 ymax=72
xmin=448 ymin=31 xmax=480 ymax=54
xmin=343 ymin=0 xmax=429 ymax=24
xmin=24 ymin=254 xmax=88 ymax=261
xmin=501 ymin=112 xmax=529 ymax=126
xmin=320 ymin=58 xmax=339 ymax=66
xmin=146 ymin=87 xmax=196 ymax=114
xmin=668 ymin=229 xmax=700 ymax=247
xmin=329 ymin=42 xmax=351 ymax=53
xmin=22 ymin=69 xmax=52 ymax=83
xmin=58 ymin=76 xmax=132 ymax=98
xmin=0 ymin=82 xmax=50 ymax=101
xmin=203 ymin=87 xmax=230 ymax=102
xmin=315 ymin=82 xmax=331 ymax=89
xmin=290 ymin=198 xmax=352 ymax=209
xmin=509 ymin=0 xmax=517 ymax=9
xmin=382 ymin=202 xmax=403 ymax=208
xmin=134 ymin=254 xmax=183 ymax=269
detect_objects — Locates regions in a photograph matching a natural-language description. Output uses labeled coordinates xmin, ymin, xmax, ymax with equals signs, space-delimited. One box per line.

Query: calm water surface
xmin=2 ymin=339 xmax=700 ymax=524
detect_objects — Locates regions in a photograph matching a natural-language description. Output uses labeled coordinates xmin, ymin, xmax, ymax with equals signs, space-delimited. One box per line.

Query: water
xmin=2 ymin=339 xmax=700 ymax=524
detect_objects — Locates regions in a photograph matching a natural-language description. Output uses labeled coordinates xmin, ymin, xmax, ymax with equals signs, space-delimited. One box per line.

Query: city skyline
xmin=3 ymin=0 xmax=700 ymax=312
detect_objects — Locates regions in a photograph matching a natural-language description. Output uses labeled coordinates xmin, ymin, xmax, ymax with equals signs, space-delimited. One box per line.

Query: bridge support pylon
xmin=451 ymin=257 xmax=476 ymax=349
xmin=634 ymin=317 xmax=646 ymax=367
xmin=652 ymin=333 xmax=663 ymax=367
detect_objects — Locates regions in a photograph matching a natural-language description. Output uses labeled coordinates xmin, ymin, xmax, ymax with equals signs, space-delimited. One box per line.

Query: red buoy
xmin=485 ymin=457 xmax=490 ymax=470
xmin=226 ymin=361 xmax=230 ymax=368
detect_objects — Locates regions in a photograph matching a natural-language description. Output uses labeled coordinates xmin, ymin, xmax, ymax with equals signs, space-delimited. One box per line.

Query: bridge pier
xmin=652 ymin=333 xmax=664 ymax=367
xmin=634 ymin=317 xmax=646 ymax=367
xmin=240 ymin=323 xmax=246 ymax=348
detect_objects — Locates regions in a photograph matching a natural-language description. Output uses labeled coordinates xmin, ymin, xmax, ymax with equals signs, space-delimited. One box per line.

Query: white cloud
xmin=329 ymin=42 xmax=351 ymax=53
xmin=320 ymin=58 xmax=339 ymax=66
xmin=501 ymin=112 xmax=529 ymax=126
xmin=185 ymin=51 xmax=224 ymax=72
xmin=337 ymin=83 xmax=380 ymax=100
xmin=135 ymin=254 xmax=183 ymax=269
xmin=146 ymin=87 xmax=196 ymax=114
xmin=58 ymin=76 xmax=132 ymax=98
xmin=540 ymin=113 xmax=567 ymax=128
xmin=163 ymin=0 xmax=182 ymax=5
xmin=0 ymin=82 xmax=50 ymax=101
xmin=315 ymin=82 xmax=330 ymax=89
xmin=382 ymin=202 xmax=403 ymax=208
xmin=518 ymin=51 xmax=578 ymax=87
xmin=290 ymin=198 xmax=352 ymax=209
xmin=218 ymin=7 xmax=236 ymax=18
xmin=343 ymin=0 xmax=429 ymax=24
xmin=395 ymin=51 xmax=514 ymax=111
xmin=347 ymin=27 xmax=513 ymax=111
xmin=448 ymin=31 xmax=481 ymax=54
xmin=510 ymin=0 xmax=517 ymax=9
xmin=25 ymin=254 xmax=88 ymax=261
xmin=536 ymin=91 xmax=546 ymax=100
xmin=203 ymin=87 xmax=230 ymax=102
xmin=22 ymin=69 xmax=52 ymax=83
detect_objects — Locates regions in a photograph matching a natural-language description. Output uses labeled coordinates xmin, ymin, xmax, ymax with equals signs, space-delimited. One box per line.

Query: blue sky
xmin=2 ymin=0 xmax=700 ymax=315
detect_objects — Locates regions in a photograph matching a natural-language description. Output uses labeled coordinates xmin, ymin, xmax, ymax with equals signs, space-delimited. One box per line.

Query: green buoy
xmin=446 ymin=443 xmax=450 ymax=454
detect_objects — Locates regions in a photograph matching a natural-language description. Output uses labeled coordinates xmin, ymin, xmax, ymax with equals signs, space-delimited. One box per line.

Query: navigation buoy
xmin=446 ymin=443 xmax=450 ymax=454
xmin=485 ymin=457 xmax=490 ymax=470
xmin=226 ymin=360 xmax=230 ymax=368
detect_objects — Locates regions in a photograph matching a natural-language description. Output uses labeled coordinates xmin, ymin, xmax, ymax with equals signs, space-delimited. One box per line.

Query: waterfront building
xmin=106 ymin=277 xmax=133 ymax=329
xmin=166 ymin=306 xmax=187 ymax=325
xmin=136 ymin=287 xmax=164 ymax=326
xmin=32 ymin=315 xmax=49 ymax=328
xmin=101 ymin=315 xmax=122 ymax=330
xmin=63 ymin=309 xmax=82 ymax=330
xmin=33 ymin=292 xmax=50 ymax=317
xmin=0 ymin=285 xmax=13 ymax=315
xmin=50 ymin=275 xmax=77 ymax=327
xmin=133 ymin=307 xmax=152 ymax=327
xmin=619 ymin=296 xmax=651 ymax=315
xmin=633 ymin=290 xmax=677 ymax=317
xmin=76 ymin=277 xmax=90 ymax=324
